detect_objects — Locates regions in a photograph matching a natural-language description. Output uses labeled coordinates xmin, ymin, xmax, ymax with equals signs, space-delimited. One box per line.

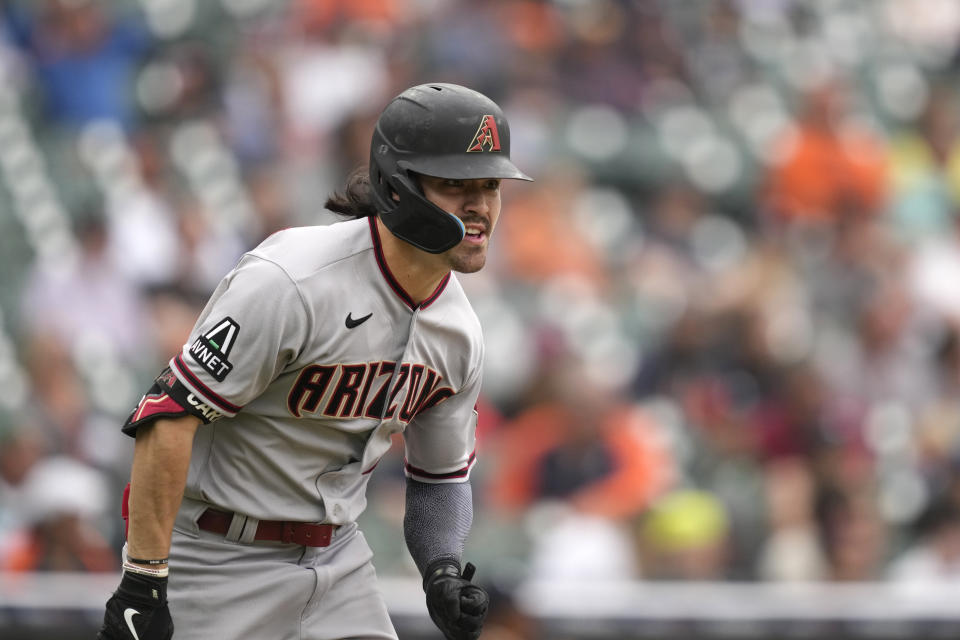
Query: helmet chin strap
xmin=380 ymin=173 xmax=465 ymax=254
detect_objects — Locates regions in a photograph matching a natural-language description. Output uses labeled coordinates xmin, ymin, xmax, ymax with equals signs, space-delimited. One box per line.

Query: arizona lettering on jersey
xmin=287 ymin=361 xmax=454 ymax=422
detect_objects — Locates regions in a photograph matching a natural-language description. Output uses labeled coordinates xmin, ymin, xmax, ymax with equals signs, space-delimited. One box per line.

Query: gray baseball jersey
xmin=168 ymin=216 xmax=482 ymax=525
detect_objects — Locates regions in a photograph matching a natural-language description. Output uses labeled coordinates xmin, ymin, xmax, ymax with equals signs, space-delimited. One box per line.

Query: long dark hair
xmin=325 ymin=167 xmax=378 ymax=219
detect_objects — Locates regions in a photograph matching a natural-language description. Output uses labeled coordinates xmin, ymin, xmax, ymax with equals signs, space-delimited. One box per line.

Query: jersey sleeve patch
xmin=187 ymin=316 xmax=239 ymax=382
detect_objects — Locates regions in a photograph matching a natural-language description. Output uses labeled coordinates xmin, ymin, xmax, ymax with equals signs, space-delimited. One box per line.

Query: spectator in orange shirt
xmin=488 ymin=352 xmax=673 ymax=521
xmin=763 ymin=79 xmax=889 ymax=225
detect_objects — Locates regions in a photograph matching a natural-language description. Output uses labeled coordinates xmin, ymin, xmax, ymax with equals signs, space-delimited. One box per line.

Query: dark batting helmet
xmin=369 ymin=83 xmax=532 ymax=254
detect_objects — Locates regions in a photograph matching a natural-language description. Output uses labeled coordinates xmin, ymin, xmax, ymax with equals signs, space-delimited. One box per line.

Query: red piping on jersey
xmin=173 ymin=354 xmax=242 ymax=414
xmin=405 ymin=450 xmax=477 ymax=480
xmin=421 ymin=273 xmax=450 ymax=309
xmin=367 ymin=217 xmax=450 ymax=311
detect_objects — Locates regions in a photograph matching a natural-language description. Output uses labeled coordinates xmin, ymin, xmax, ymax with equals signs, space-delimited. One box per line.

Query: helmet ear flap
xmin=383 ymin=173 xmax=465 ymax=254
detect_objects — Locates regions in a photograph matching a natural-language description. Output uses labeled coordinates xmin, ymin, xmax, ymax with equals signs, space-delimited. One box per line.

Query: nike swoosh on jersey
xmin=124 ymin=608 xmax=141 ymax=640
xmin=345 ymin=312 xmax=373 ymax=329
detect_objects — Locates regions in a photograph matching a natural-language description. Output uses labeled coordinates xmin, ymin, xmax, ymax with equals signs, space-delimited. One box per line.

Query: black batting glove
xmin=423 ymin=559 xmax=488 ymax=640
xmin=98 ymin=571 xmax=174 ymax=640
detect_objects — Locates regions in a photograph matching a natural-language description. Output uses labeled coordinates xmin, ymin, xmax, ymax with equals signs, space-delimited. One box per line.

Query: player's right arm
xmin=99 ymin=407 xmax=201 ymax=640
xmin=126 ymin=415 xmax=200 ymax=565
xmin=99 ymin=368 xmax=214 ymax=640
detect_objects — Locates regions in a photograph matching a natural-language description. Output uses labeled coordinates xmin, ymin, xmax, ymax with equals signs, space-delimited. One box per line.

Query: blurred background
xmin=2 ymin=0 xmax=960 ymax=638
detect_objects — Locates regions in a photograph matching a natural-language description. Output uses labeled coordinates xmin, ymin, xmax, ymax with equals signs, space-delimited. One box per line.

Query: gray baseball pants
xmin=166 ymin=502 xmax=398 ymax=640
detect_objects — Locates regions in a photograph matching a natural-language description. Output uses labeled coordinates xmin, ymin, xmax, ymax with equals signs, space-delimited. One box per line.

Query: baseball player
xmin=97 ymin=83 xmax=531 ymax=640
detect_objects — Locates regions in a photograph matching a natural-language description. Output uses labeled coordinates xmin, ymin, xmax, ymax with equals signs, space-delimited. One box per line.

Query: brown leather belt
xmin=197 ymin=508 xmax=337 ymax=547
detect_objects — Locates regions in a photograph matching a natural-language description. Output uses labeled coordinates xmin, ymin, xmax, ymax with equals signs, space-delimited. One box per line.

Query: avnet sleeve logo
xmin=188 ymin=317 xmax=239 ymax=382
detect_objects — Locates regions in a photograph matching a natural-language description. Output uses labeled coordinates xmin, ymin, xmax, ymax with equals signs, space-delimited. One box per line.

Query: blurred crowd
xmin=3 ymin=1 xmax=960 ymax=628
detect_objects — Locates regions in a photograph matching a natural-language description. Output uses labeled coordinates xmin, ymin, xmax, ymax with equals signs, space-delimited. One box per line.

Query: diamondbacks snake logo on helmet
xmin=467 ymin=115 xmax=501 ymax=152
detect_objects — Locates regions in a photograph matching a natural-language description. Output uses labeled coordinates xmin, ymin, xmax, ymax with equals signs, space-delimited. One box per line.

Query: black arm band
xmin=122 ymin=367 xmax=225 ymax=437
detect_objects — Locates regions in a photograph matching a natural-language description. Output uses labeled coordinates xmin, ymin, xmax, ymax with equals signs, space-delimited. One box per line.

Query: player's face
xmin=419 ymin=175 xmax=502 ymax=273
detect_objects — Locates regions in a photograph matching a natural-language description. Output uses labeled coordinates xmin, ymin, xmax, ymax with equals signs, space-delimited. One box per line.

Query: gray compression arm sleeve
xmin=404 ymin=479 xmax=473 ymax=576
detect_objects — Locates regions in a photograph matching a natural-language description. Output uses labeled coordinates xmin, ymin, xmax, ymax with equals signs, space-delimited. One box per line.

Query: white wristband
xmin=123 ymin=561 xmax=169 ymax=578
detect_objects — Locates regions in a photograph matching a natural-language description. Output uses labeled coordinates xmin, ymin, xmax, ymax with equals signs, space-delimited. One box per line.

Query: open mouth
xmin=463 ymin=224 xmax=487 ymax=244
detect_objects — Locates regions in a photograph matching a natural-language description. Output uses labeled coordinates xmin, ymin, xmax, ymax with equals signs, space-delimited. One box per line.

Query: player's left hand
xmin=423 ymin=560 xmax=488 ymax=640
